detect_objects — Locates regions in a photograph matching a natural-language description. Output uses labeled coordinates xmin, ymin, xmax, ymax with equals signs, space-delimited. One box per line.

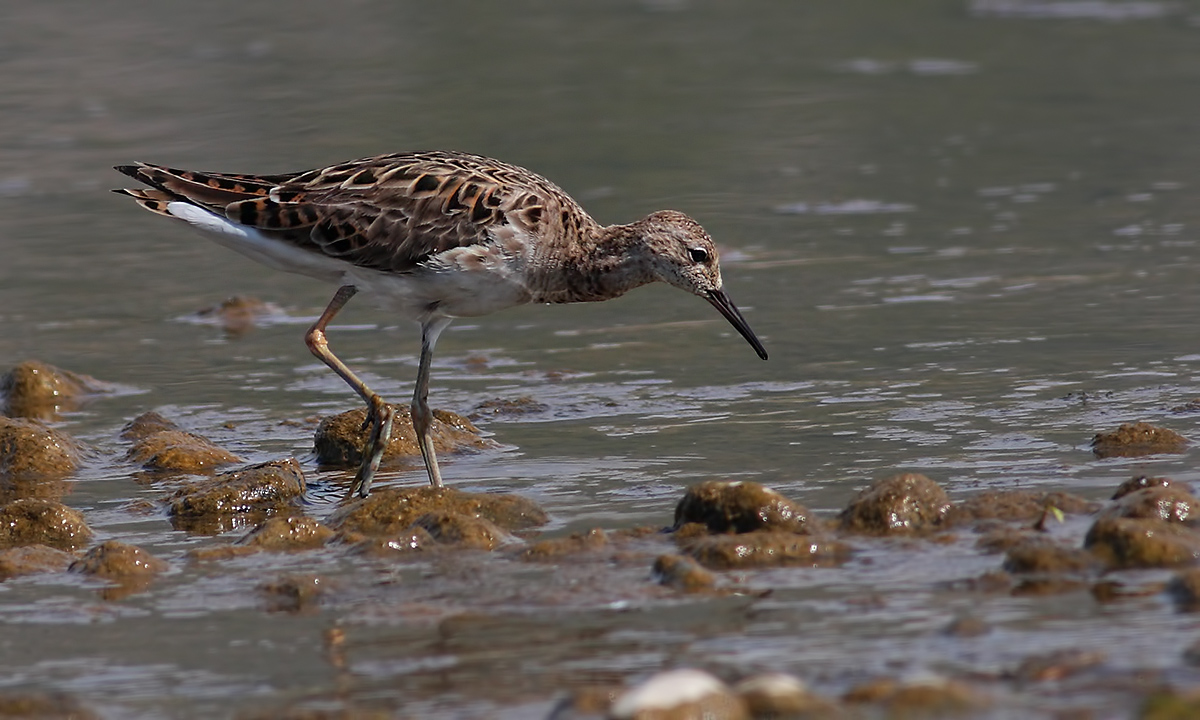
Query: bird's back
xmin=115 ymin=150 xmax=599 ymax=277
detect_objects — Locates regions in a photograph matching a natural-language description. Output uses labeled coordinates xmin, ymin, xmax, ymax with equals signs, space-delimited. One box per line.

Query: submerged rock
xmin=610 ymin=669 xmax=749 ymax=720
xmin=976 ymin=526 xmax=1040 ymax=554
xmin=69 ymin=540 xmax=168 ymax=599
xmin=1008 ymin=648 xmax=1105 ymax=683
xmin=652 ymin=554 xmax=717 ymax=592
xmin=673 ymin=480 xmax=815 ymax=535
xmin=192 ymin=295 xmax=282 ymax=336
xmin=681 ymin=531 xmax=851 ymax=570
xmin=943 ymin=615 xmax=991 ymax=638
xmin=0 ymin=416 xmax=79 ymax=483
xmin=1002 ymin=538 xmax=1101 ymax=575
xmin=258 ymin=573 xmax=326 ymax=613
xmin=470 ymin=396 xmax=548 ymax=419
xmin=518 ymin=528 xmax=608 ymax=561
xmin=168 ymin=459 xmax=307 ymax=534
xmin=0 ymin=359 xmax=112 ymax=419
xmin=69 ymin=540 xmax=168 ymax=579
xmin=238 ymin=515 xmax=334 ymax=552
xmin=0 ymin=498 xmax=92 ymax=551
xmin=1167 ymin=568 xmax=1200 ymax=612
xmin=546 ymin=685 xmax=623 ymax=719
xmin=838 ymin=473 xmax=950 ymax=535
xmin=1091 ymin=421 xmax=1187 ymax=458
xmin=1085 ymin=516 xmax=1200 ymax=569
xmin=0 ymin=544 xmax=75 ymax=581
xmin=328 ymin=485 xmax=547 ymax=537
xmin=943 ymin=489 xmax=1098 ymax=527
xmin=313 ymin=405 xmax=494 ymax=467
xmin=844 ymin=675 xmax=985 ymax=714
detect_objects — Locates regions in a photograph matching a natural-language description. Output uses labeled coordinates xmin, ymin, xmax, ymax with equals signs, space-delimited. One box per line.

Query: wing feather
xmin=116 ymin=152 xmax=594 ymax=274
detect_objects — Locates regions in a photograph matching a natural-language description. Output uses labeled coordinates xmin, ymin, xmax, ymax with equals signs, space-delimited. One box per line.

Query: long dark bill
xmin=705 ymin=289 xmax=768 ymax=360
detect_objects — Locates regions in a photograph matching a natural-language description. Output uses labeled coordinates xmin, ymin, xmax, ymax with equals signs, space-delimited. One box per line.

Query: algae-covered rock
xmin=547 ymin=685 xmax=624 ymax=719
xmin=1099 ymin=485 xmax=1200 ymax=524
xmin=1113 ymin=475 xmax=1172 ymax=500
xmin=838 ymin=473 xmax=950 ymax=535
xmin=68 ymin=540 xmax=169 ymax=596
xmin=1008 ymin=648 xmax=1105 ymax=683
xmin=652 ymin=554 xmax=717 ymax=592
xmin=0 ymin=544 xmax=75 ymax=581
xmin=193 ymin=295 xmax=282 ymax=336
xmin=0 ymin=498 xmax=92 ymax=551
xmin=409 ymin=511 xmax=511 ymax=550
xmin=735 ymin=673 xmax=840 ymax=718
xmin=1167 ymin=568 xmax=1200 ymax=612
xmin=348 ymin=526 xmax=440 ymax=558
xmin=1 ymin=360 xmax=112 ymax=419
xmin=943 ymin=615 xmax=991 ymax=638
xmin=327 ymin=485 xmax=546 ymax=537
xmin=313 ymin=405 xmax=494 ymax=467
xmin=518 ymin=529 xmax=608 ymax=561
xmin=470 ymin=396 xmax=548 ymax=419
xmin=238 ymin=515 xmax=334 ymax=552
xmin=127 ymin=428 xmax=242 ymax=474
xmin=1002 ymin=538 xmax=1102 ymax=575
xmin=69 ymin=540 xmax=167 ymax=578
xmin=844 ymin=675 xmax=986 ymax=714
xmin=258 ymin=574 xmax=326 ymax=613
xmin=1085 ymin=516 xmax=1200 ymax=569
xmin=1091 ymin=421 xmax=1187 ymax=458
xmin=976 ymin=526 xmax=1039 ymax=554
xmin=943 ymin=489 xmax=1098 ymax=527
xmin=119 ymin=411 xmax=180 ymax=441
xmin=168 ymin=459 xmax=307 ymax=534
xmin=682 ymin=531 xmax=851 ymax=570
xmin=0 ymin=416 xmax=79 ymax=482
xmin=673 ymin=480 xmax=815 ymax=535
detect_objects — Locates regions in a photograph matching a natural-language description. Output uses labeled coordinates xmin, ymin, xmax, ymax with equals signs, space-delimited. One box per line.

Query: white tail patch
xmin=165 ymin=201 xmax=346 ymax=284
xmin=167 ymin=201 xmax=251 ymax=239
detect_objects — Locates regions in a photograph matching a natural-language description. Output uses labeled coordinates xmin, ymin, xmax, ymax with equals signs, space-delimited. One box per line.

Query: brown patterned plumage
xmin=115 ymin=151 xmax=766 ymax=498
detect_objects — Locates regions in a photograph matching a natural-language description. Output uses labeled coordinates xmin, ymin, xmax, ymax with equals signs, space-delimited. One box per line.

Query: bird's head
xmin=634 ymin=210 xmax=768 ymax=360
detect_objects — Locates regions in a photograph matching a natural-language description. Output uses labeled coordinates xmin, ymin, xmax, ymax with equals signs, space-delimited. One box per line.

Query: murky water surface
xmin=2 ymin=1 xmax=1200 ymax=717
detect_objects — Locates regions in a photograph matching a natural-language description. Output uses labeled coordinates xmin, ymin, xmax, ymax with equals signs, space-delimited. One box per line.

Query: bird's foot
xmin=359 ymin=394 xmax=390 ymax=433
xmin=345 ymin=397 xmax=394 ymax=500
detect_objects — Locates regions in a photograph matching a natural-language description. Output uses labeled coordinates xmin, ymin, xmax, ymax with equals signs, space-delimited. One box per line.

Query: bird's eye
xmin=688 ymin=247 xmax=709 ymax=264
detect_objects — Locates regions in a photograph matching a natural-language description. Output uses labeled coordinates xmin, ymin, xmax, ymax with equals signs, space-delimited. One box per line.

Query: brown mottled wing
xmin=119 ymin=152 xmax=577 ymax=273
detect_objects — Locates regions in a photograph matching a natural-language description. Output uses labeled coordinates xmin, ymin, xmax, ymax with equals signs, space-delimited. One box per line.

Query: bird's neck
xmin=531 ymin=221 xmax=654 ymax=304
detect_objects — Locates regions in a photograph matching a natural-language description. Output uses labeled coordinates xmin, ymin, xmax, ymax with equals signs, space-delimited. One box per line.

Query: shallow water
xmin=2 ymin=1 xmax=1200 ymax=717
